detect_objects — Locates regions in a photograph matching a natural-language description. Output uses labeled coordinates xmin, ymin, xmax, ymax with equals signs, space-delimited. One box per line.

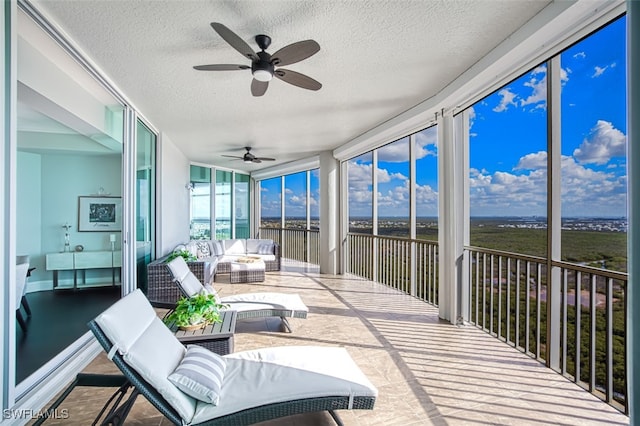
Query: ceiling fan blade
xmin=210 ymin=22 xmax=258 ymax=61
xmin=221 ymin=155 xmax=243 ymax=160
xmin=252 ymin=158 xmax=262 ymax=164
xmin=271 ymin=40 xmax=320 ymax=66
xmin=256 ymin=157 xmax=276 ymax=161
xmin=251 ymin=79 xmax=269 ymax=97
xmin=193 ymin=64 xmax=250 ymax=71
xmin=274 ymin=69 xmax=322 ymax=91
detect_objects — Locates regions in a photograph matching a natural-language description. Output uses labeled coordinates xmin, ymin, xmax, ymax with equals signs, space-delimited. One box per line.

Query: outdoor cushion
xmin=220 ymin=292 xmax=307 ymax=314
xmin=169 ymin=345 xmax=227 ymax=404
xmin=223 ymin=239 xmax=245 ymax=255
xmin=257 ymin=241 xmax=275 ymax=254
xmin=245 ymin=238 xmax=273 ymax=254
xmin=95 ymin=290 xmax=196 ymax=422
xmin=90 ymin=290 xmax=377 ymax=425
xmin=194 ymin=241 xmax=212 ymax=260
xmin=167 ymin=257 xmax=203 ymax=298
xmin=191 ymin=346 xmax=378 ymax=423
xmin=210 ymin=240 xmax=224 ymax=256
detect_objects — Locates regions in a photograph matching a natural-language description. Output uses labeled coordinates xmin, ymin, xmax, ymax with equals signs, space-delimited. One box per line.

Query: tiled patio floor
xmin=34 ymin=262 xmax=629 ymax=425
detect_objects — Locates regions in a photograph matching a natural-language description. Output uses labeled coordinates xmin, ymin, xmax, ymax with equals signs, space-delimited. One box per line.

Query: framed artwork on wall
xmin=78 ymin=196 xmax=122 ymax=232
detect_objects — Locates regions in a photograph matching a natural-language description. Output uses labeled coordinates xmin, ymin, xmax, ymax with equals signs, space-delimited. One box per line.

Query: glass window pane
xmin=415 ymin=126 xmax=438 ymax=241
xmin=136 ymin=120 xmax=156 ymax=292
xmin=285 ymin=171 xmax=307 ymax=229
xmin=189 ymin=166 xmax=211 ymax=240
xmin=377 ymin=137 xmax=410 ymax=237
xmin=234 ymin=173 xmax=250 ymax=238
xmin=348 ymin=152 xmax=373 ymax=234
xmin=310 ymin=169 xmax=320 ymax=230
xmin=16 ymin=9 xmax=125 ymax=382
xmin=260 ymin=177 xmax=282 ymax=229
xmin=560 ymin=17 xmax=627 ymax=272
xmin=468 ymin=68 xmax=548 ymax=256
xmin=215 ymin=170 xmax=232 ymax=240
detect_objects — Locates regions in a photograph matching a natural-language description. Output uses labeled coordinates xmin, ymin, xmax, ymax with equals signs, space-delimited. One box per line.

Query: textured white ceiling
xmin=29 ymin=0 xmax=551 ymax=171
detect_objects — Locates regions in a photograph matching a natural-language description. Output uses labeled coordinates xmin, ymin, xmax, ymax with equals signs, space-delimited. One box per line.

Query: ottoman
xmin=230 ymin=260 xmax=266 ymax=283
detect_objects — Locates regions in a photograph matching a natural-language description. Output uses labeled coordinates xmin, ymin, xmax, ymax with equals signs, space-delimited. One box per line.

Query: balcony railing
xmin=465 ymin=246 xmax=628 ymax=413
xmin=346 ymin=233 xmax=439 ymax=306
xmin=258 ymin=227 xmax=320 ymax=265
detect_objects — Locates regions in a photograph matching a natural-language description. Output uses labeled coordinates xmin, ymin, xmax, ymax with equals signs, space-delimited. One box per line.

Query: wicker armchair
xmin=146 ymin=255 xmax=206 ymax=304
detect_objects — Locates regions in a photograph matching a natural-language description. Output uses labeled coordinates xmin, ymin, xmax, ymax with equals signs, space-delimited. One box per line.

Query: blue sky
xmin=470 ymin=16 xmax=626 ymax=217
xmin=262 ymin=16 xmax=626 ymax=220
xmin=260 ymin=170 xmax=320 ymax=218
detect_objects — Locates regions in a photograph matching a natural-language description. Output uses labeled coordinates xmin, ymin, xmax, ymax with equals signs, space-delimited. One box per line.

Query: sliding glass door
xmin=136 ymin=120 xmax=156 ymax=292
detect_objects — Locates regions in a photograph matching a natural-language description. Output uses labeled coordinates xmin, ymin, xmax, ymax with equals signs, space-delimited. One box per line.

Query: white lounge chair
xmin=166 ymin=256 xmax=308 ymax=332
xmin=88 ymin=289 xmax=377 ymax=425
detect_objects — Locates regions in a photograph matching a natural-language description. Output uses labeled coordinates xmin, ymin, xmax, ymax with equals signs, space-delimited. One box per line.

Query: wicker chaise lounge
xmin=88 ymin=290 xmax=377 ymax=425
xmin=167 ymin=256 xmax=308 ymax=332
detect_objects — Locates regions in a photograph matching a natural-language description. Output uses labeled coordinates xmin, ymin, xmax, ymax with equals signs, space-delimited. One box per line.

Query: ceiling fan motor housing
xmin=252 ymin=51 xmax=274 ymax=81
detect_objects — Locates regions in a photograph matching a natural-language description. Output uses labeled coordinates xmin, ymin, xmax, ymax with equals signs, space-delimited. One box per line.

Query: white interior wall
xmin=158 ymin=131 xmax=190 ymax=255
xmin=15 ymin=150 xmax=122 ymax=291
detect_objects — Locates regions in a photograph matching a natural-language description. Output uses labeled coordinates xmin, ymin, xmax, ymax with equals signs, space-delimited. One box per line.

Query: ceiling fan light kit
xmin=194 ymin=23 xmax=321 ymax=96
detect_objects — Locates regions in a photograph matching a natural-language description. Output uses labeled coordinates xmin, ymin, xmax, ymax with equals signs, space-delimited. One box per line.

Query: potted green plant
xmin=163 ymin=293 xmax=226 ymax=331
xmin=166 ymin=249 xmax=197 ymax=263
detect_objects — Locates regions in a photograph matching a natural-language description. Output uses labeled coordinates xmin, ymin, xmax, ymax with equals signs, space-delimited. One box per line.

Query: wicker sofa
xmin=179 ymin=238 xmax=281 ymax=274
xmin=146 ymin=238 xmax=280 ymax=305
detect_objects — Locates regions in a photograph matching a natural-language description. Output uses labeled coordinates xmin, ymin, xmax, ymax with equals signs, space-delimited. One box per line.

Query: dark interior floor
xmin=16 ymin=286 xmax=121 ymax=383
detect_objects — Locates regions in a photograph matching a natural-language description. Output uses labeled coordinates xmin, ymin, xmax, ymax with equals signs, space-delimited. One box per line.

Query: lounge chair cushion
xmin=191 ymin=346 xmax=378 ymax=423
xmin=169 ymin=345 xmax=227 ymax=404
xmin=95 ymin=290 xmax=197 ymax=422
xmin=220 ymin=292 xmax=307 ymax=314
xmin=167 ymin=256 xmax=206 ymax=298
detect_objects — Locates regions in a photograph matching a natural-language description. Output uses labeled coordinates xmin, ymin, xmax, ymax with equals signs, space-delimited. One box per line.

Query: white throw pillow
xmin=257 ymin=242 xmax=274 ymax=255
xmin=195 ymin=241 xmax=211 ymax=260
xmin=168 ymin=345 xmax=226 ymax=405
xmin=211 ymin=240 xmax=224 ymax=256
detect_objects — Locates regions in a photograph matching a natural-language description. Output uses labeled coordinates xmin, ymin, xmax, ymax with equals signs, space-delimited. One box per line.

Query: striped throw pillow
xmin=257 ymin=242 xmax=274 ymax=255
xmin=168 ymin=345 xmax=226 ymax=404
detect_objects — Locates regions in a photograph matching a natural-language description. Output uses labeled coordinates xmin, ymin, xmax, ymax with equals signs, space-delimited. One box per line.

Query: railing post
xmin=410 ymin=241 xmax=416 ymax=297
xmin=546 ymin=55 xmax=562 ymax=371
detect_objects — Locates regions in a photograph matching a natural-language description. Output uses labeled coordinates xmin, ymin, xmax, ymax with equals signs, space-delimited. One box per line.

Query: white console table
xmin=46 ymin=251 xmax=122 ymax=290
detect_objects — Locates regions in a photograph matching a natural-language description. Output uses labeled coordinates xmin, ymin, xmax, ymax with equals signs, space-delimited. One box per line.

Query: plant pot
xmin=179 ymin=322 xmax=206 ymax=331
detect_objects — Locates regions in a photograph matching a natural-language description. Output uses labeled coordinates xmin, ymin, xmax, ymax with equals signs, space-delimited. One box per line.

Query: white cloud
xmin=573 ymin=120 xmax=626 ymax=165
xmin=560 ymin=155 xmax=626 ymax=216
xmin=415 ymin=127 xmax=438 ymax=159
xmin=519 ymin=65 xmax=568 ymax=110
xmin=378 ymin=138 xmax=409 ymax=162
xmin=520 ymin=66 xmax=547 ymax=107
xmin=593 ymin=65 xmax=607 ymax=77
xmin=469 ymin=167 xmax=548 ymax=216
xmin=493 ymin=88 xmax=518 ymax=112
xmin=592 ymin=62 xmax=616 ymax=78
xmin=573 ymin=51 xmax=586 ymax=59
xmin=468 ymin=107 xmax=476 ymax=129
xmin=469 ymin=152 xmax=626 ymax=217
xmin=348 ymin=160 xmax=408 ymax=190
xmin=369 ymin=180 xmax=439 ymax=217
xmin=376 ymin=129 xmax=438 ymax=163
xmin=347 ymin=161 xmax=373 ymax=190
xmin=515 ymin=151 xmax=547 ymax=170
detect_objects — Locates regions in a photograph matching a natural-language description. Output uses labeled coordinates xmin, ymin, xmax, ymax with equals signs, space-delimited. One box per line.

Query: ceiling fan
xmin=222 ymin=147 xmax=276 ymax=164
xmin=194 ymin=22 xmax=322 ymax=96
